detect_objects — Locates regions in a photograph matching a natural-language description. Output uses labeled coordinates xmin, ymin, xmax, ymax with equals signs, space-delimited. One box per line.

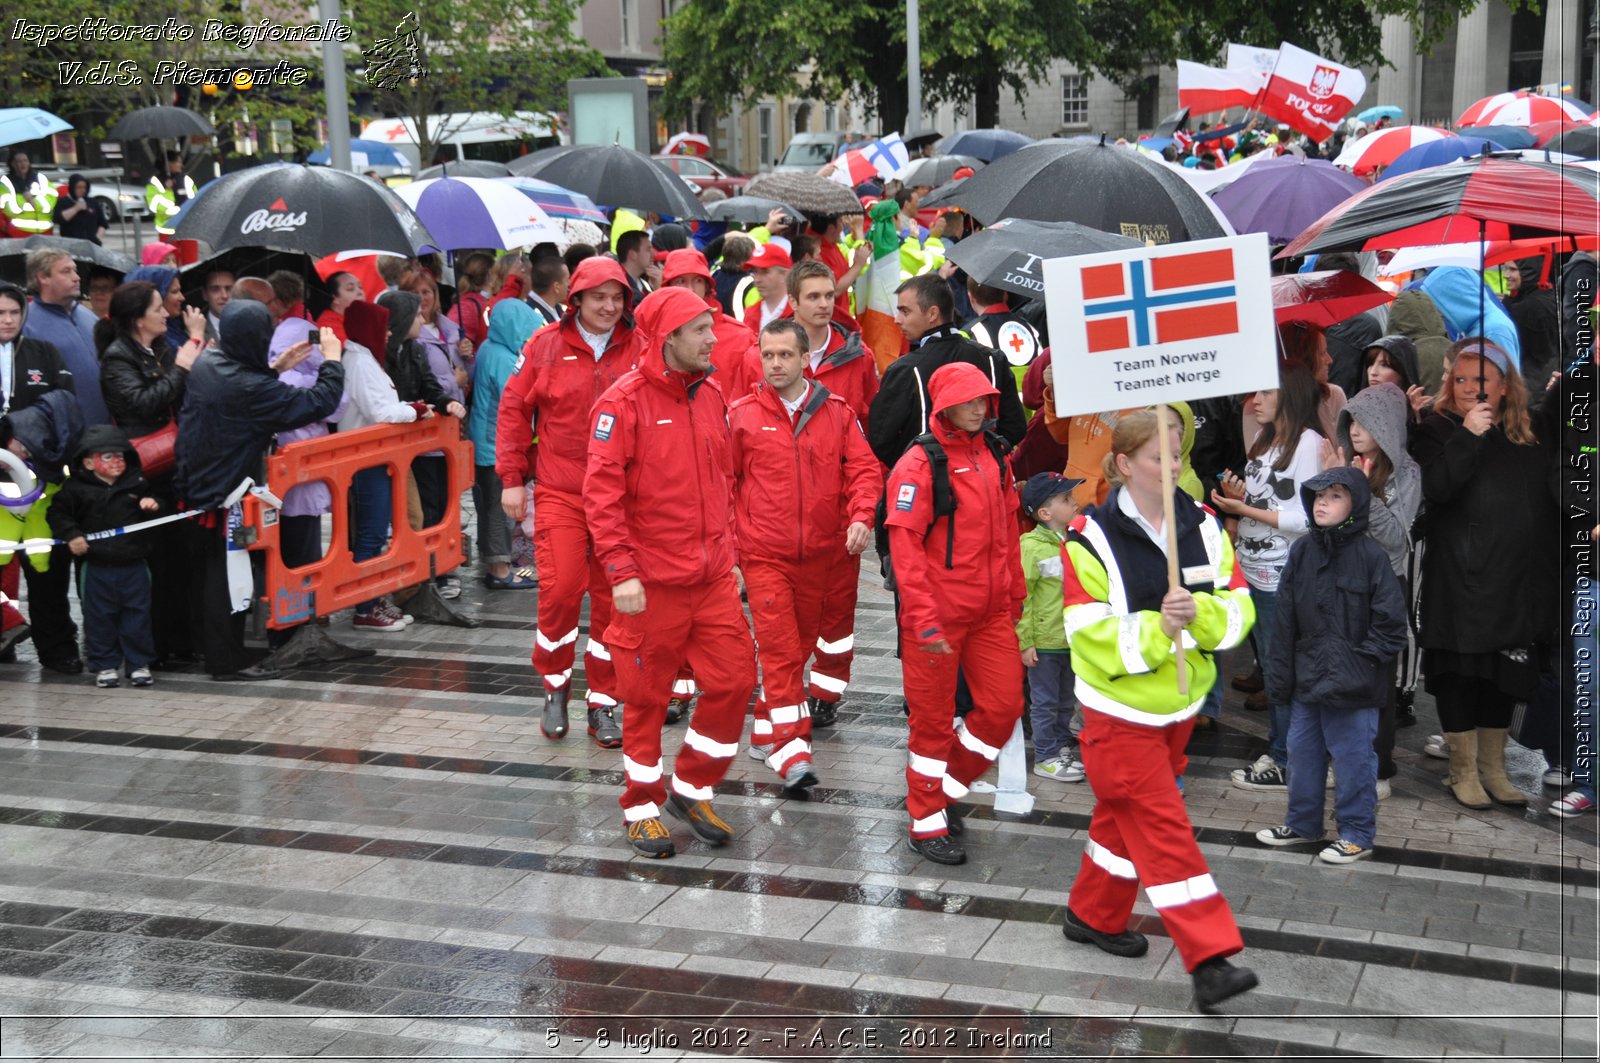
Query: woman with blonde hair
xmin=1060 ymin=408 xmax=1258 ymax=1013
xmin=1412 ymin=338 xmax=1558 ymax=810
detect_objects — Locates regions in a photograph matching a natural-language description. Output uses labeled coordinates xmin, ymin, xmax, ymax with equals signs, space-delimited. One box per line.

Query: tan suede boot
xmin=1475 ymin=727 xmax=1528 ymax=807
xmin=1445 ymin=731 xmax=1491 ymax=810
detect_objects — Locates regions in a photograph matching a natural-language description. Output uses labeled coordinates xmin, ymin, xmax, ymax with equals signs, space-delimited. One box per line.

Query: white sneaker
xmin=1326 ymin=765 xmax=1336 ymax=789
xmin=1033 ymin=755 xmax=1086 ymax=783
xmin=94 ymin=668 xmax=119 ymax=688
xmin=1543 ymin=766 xmax=1574 ymax=788
xmin=1375 ymin=778 xmax=1391 ymax=801
xmin=129 ymin=667 xmax=154 ymax=688
xmin=1231 ymin=754 xmax=1286 ymax=791
xmin=1423 ymin=733 xmax=1448 ymax=759
xmin=749 ymin=743 xmax=772 ymax=761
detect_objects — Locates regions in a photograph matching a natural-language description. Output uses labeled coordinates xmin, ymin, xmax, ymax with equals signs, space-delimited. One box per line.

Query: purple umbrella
xmin=1211 ymin=156 xmax=1366 ymax=246
xmin=394 ymin=177 xmax=563 ymax=251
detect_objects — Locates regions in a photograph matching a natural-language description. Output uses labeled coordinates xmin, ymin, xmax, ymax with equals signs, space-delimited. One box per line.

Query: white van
xmin=360 ymin=112 xmax=565 ymax=171
xmin=774 ymin=132 xmax=850 ymax=172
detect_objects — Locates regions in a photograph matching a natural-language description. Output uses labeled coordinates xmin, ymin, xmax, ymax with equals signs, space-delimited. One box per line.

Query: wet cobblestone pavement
xmin=0 ymin=559 xmax=1595 ymax=1061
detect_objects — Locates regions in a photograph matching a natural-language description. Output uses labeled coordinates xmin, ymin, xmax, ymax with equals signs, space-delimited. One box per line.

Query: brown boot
xmin=1475 ymin=727 xmax=1528 ymax=807
xmin=1445 ymin=730 xmax=1491 ymax=810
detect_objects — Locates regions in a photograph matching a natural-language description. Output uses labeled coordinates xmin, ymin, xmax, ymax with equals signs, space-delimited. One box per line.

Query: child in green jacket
xmin=1017 ymin=472 xmax=1086 ymax=783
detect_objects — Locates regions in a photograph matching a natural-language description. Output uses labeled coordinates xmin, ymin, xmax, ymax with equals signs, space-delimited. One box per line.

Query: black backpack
xmin=910 ymin=428 xmax=1011 ymax=570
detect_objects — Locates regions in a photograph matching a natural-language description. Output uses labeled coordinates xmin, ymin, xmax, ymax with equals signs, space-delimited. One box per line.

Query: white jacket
xmin=336 ymin=341 xmax=416 ymax=432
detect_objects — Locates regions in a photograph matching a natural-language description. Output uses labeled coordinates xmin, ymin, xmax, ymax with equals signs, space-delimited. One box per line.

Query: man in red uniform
xmin=782 ymin=259 xmax=881 ymax=725
xmin=729 ymin=319 xmax=879 ymax=790
xmin=585 ymin=286 xmax=758 ymax=859
xmin=661 ymin=248 xmax=759 ymax=403
xmin=883 ymin=362 xmax=1026 ymax=865
xmin=496 ymin=257 xmax=642 ymax=747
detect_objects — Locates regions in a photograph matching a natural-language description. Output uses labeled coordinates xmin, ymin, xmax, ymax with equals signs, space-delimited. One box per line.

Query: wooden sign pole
xmin=1156 ymin=410 xmax=1189 ymax=696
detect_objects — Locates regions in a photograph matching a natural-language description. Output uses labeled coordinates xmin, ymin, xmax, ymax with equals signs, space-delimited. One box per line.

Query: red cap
xmin=951 ymin=166 xmax=976 ymax=180
xmin=744 ymin=243 xmax=793 ymax=271
xmin=661 ymin=248 xmax=713 ymax=285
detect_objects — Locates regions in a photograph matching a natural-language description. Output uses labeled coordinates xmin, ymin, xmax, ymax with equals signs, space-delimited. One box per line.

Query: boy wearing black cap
xmin=1018 ymin=472 xmax=1086 ymax=784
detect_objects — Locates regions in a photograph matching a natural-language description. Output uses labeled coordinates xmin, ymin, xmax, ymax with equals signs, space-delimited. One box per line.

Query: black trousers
xmin=80 ymin=561 xmax=155 ymax=672
xmin=183 ymin=519 xmax=250 ymax=676
xmin=21 ymin=545 xmax=79 ymax=665
xmin=1431 ymin=671 xmax=1516 ymax=732
xmin=412 ymin=455 xmax=449 ymax=529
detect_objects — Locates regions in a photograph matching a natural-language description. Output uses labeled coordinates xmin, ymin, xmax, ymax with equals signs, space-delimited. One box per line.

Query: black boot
xmin=1061 ymin=908 xmax=1148 ymax=957
xmin=1192 ymin=956 xmax=1258 ymax=1013
xmin=907 ymin=833 xmax=966 ymax=865
xmin=541 ymin=688 xmax=569 ymax=739
xmin=807 ymin=696 xmax=838 ymax=729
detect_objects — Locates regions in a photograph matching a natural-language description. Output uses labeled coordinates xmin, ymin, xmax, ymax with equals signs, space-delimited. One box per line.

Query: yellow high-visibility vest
xmin=0 ymin=173 xmax=57 ymax=235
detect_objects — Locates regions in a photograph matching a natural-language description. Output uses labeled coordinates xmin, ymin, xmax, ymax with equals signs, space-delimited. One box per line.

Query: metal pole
xmin=320 ymin=0 xmax=353 ymax=171
xmin=907 ymin=0 xmax=922 ymax=131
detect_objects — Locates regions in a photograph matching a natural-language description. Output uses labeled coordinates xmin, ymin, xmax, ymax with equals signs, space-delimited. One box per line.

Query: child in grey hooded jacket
xmin=1333 ymin=381 xmax=1422 ymax=785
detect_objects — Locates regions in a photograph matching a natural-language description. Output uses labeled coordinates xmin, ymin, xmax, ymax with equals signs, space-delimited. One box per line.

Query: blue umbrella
xmin=1455 ymin=124 xmax=1537 ymax=150
xmin=938 ymin=128 xmax=1035 ymax=162
xmin=1355 ymin=105 xmax=1404 ymax=126
xmin=306 ymin=139 xmax=411 ymax=169
xmin=0 ymin=108 xmax=72 ymax=150
xmin=1380 ymin=137 xmax=1506 ymax=180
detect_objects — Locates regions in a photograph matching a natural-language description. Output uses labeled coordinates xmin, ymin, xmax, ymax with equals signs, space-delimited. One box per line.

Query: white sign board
xmin=1044 ymin=233 xmax=1279 ymax=419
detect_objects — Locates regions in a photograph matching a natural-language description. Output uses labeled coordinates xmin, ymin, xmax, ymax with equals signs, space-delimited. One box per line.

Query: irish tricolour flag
xmin=856 ymin=200 xmax=905 ymax=372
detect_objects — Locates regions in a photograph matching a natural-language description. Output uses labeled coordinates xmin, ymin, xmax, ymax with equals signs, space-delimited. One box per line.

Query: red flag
xmin=1255 ymin=43 xmax=1367 ymax=142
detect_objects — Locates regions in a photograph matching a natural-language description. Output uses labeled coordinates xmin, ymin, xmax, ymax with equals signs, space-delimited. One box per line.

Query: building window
xmin=758 ymin=105 xmax=774 ymax=166
xmin=1062 ymin=73 xmax=1089 ymax=128
xmin=621 ymin=0 xmax=638 ymax=53
xmin=824 ymin=104 xmax=838 ymax=132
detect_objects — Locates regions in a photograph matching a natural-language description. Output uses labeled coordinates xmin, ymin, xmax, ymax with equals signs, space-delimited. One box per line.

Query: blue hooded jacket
xmin=467 ymin=299 xmax=537 ymax=466
xmin=122 ymin=265 xmax=189 ymax=352
xmin=1417 ymin=266 xmax=1521 ymax=368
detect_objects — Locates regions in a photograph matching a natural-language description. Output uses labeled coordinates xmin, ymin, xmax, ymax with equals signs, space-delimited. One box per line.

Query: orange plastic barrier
xmin=240 ymin=416 xmax=473 ymax=630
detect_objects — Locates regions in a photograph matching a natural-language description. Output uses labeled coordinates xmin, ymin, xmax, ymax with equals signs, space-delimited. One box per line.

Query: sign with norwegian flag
xmin=1043 ymin=234 xmax=1277 ymax=418
xmin=1255 ymin=42 xmax=1368 ymax=142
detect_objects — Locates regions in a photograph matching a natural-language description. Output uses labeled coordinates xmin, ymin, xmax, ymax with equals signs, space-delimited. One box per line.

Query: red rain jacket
xmin=584 ymin=295 xmax=737 ymax=588
xmin=884 ymin=362 xmax=1026 ymax=647
xmin=495 ymin=257 xmax=641 ymax=494
xmin=728 ymin=381 xmax=879 ymax=564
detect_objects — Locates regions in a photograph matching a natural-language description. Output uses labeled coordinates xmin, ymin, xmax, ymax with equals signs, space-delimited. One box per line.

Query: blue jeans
xmin=1250 ymin=587 xmax=1290 ymax=766
xmin=1286 ymin=700 xmax=1379 ymax=848
xmin=351 ymin=467 xmax=392 ymax=615
xmin=80 ymin=561 xmax=155 ymax=672
xmin=1572 ymin=577 xmax=1597 ymax=802
xmin=1028 ymin=650 xmax=1075 ymax=758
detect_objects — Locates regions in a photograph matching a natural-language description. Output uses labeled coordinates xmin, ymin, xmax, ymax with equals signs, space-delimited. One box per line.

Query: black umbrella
xmin=418 ymin=160 xmax=515 ymax=179
xmin=922 ymin=138 xmax=1228 ymax=242
xmin=945 ymin=219 xmax=1142 ymax=299
xmin=705 ymin=195 xmax=805 ymax=226
xmin=898 ymin=155 xmax=984 ymax=189
xmin=507 ymin=144 xmax=706 ymax=219
xmin=0 ymin=235 xmax=133 ymax=279
xmin=904 ymin=127 xmax=943 ymax=151
xmin=108 ymin=106 xmax=215 ymax=141
xmin=743 ymin=171 xmax=864 ymax=217
xmin=1153 ymin=107 xmax=1191 ymax=138
xmin=1549 ymin=126 xmax=1600 ymax=159
xmin=170 ymin=163 xmax=436 ymax=258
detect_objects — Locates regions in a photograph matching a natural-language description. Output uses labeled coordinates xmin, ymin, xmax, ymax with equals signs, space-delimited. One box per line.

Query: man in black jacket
xmin=175 ymin=300 xmax=345 ymax=681
xmin=867 ymin=274 xmax=1026 ymax=465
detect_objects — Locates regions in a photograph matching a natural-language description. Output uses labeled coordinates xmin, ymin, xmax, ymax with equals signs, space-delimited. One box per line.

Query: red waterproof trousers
xmin=0 ymin=561 xmax=25 ymax=633
xmin=807 ymin=547 xmax=859 ymax=704
xmin=607 ymin=573 xmax=758 ymax=822
xmin=1068 ymin=710 xmax=1244 ymax=972
xmin=745 ymin=555 xmax=829 ymax=777
xmin=531 ymin=486 xmax=617 ymax=707
xmin=902 ymin=612 xmax=1024 ymax=837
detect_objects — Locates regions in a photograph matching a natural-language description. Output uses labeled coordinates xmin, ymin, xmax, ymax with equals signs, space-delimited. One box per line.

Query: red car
xmin=653 ymin=155 xmax=750 ymax=197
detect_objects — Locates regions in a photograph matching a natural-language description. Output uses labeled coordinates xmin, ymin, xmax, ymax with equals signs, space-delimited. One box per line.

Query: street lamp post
xmin=907 ymin=0 xmax=922 ymax=130
xmin=321 ymin=0 xmax=352 ymax=171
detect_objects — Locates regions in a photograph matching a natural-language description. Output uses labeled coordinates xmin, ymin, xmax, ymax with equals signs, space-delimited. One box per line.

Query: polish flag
xmin=1255 ymin=43 xmax=1368 ymax=142
xmin=1177 ymin=61 xmax=1266 ymax=117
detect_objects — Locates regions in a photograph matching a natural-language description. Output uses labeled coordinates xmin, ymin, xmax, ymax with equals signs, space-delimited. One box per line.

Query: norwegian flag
xmin=1079 ymin=249 xmax=1240 ymax=353
xmin=826 ymin=133 xmax=911 ymax=186
xmin=1255 ymin=42 xmax=1367 ymax=142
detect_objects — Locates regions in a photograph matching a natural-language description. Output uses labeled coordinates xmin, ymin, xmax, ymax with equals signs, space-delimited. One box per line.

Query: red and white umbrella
xmin=1458 ymin=91 xmax=1590 ymax=128
xmin=1334 ymin=125 xmax=1455 ymax=176
xmin=662 ymin=131 xmax=711 ymax=157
